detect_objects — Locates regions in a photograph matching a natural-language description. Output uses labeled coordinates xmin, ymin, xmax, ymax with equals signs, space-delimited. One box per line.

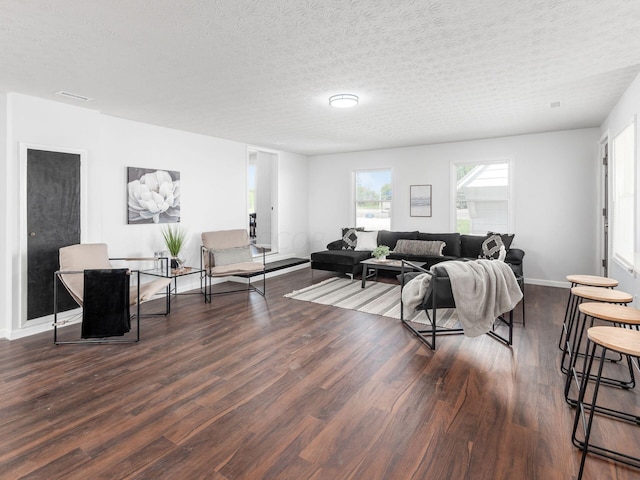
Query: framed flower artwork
xmin=127 ymin=167 xmax=181 ymax=224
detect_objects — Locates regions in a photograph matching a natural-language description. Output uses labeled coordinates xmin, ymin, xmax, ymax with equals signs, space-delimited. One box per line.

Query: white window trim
xmin=450 ymin=158 xmax=514 ymax=234
xmin=611 ymin=116 xmax=637 ymax=273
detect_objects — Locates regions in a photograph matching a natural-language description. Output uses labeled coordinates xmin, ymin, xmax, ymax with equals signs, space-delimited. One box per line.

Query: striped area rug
xmin=284 ymin=277 xmax=459 ymax=328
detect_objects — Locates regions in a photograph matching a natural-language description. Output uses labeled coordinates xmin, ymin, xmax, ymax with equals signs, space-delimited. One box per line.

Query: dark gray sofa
xmin=310 ymin=230 xmax=524 ymax=278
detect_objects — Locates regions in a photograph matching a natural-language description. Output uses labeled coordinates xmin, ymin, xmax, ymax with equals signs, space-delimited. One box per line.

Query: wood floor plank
xmin=218 ymin=414 xmax=324 ymax=479
xmin=17 ymin=447 xmax=92 ymax=480
xmin=69 ymin=436 xmax=177 ymax=480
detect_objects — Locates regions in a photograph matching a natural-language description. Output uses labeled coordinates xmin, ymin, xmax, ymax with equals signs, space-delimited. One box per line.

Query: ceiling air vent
xmin=56 ymin=91 xmax=94 ymax=102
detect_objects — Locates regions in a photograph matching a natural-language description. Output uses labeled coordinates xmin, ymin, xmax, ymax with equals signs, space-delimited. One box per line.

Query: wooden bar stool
xmin=572 ymin=326 xmax=640 ymax=479
xmin=560 ymin=275 xmax=618 ymax=352
xmin=564 ymin=302 xmax=640 ymax=407
xmin=560 ymin=286 xmax=632 ymax=375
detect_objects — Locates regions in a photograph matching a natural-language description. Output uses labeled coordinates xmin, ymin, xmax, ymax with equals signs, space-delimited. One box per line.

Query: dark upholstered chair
xmin=399 ymin=260 xmax=520 ymax=350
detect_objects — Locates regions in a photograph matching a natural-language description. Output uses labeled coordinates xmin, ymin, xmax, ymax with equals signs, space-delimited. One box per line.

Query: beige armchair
xmin=201 ymin=229 xmax=266 ymax=301
xmin=54 ymin=243 xmax=171 ymax=344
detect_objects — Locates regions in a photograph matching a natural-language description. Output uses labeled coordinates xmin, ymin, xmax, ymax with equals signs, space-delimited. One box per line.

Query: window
xmin=453 ymin=160 xmax=511 ymax=234
xmin=354 ymin=169 xmax=392 ymax=230
xmin=611 ymin=119 xmax=636 ymax=268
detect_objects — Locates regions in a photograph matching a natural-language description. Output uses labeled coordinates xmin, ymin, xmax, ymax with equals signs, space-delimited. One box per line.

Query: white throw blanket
xmin=402 ymin=260 xmax=523 ymax=337
xmin=401 ymin=273 xmax=432 ymax=314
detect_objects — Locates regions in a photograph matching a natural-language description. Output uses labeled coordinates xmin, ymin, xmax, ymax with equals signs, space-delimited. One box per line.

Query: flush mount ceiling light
xmin=329 ymin=93 xmax=359 ymax=108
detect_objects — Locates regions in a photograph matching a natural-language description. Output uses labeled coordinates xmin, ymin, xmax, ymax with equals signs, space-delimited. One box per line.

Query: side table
xmin=143 ymin=263 xmax=205 ymax=314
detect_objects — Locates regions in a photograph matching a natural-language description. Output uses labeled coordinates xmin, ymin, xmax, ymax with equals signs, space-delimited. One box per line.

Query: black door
xmin=27 ymin=149 xmax=81 ymax=320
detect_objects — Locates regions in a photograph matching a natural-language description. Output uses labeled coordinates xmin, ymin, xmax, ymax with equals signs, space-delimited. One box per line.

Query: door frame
xmin=19 ymin=143 xmax=88 ymax=328
xmin=246 ymin=146 xmax=278 ymax=255
xmin=598 ymin=133 xmax=609 ymax=277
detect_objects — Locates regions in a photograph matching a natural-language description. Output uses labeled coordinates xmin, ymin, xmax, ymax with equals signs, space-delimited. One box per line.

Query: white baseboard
xmin=523 ymin=278 xmax=569 ymax=289
xmin=6 ymin=320 xmax=60 ymax=340
xmin=4 ymin=309 xmax=82 ymax=340
xmin=262 ymin=252 xmax=297 ymax=262
xmin=266 ymin=262 xmax=310 ymax=276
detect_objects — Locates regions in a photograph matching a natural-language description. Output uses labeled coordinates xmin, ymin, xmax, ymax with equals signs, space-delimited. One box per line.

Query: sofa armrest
xmin=506 ymin=248 xmax=525 ymax=277
xmin=505 ymin=248 xmax=525 ymax=264
xmin=327 ymin=239 xmax=344 ymax=250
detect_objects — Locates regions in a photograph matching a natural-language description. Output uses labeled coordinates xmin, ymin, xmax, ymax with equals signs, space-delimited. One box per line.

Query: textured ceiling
xmin=1 ymin=0 xmax=640 ymax=155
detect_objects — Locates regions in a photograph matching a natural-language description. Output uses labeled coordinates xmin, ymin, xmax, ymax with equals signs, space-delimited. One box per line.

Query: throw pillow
xmin=212 ymin=245 xmax=253 ymax=266
xmin=354 ymin=230 xmax=378 ymax=251
xmin=341 ymin=227 xmax=363 ymax=250
xmin=487 ymin=231 xmax=515 ymax=250
xmin=479 ymin=234 xmax=506 ymax=260
xmin=394 ymin=239 xmax=445 ymax=256
xmin=417 ymin=232 xmax=461 ymax=257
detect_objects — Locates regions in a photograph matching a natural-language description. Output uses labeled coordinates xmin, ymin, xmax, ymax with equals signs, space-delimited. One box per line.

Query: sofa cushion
xmin=341 ymin=227 xmax=363 ymax=250
xmin=417 ymin=232 xmax=461 ymax=257
xmin=377 ymin=230 xmax=419 ymax=249
xmin=354 ymin=230 xmax=378 ymax=251
xmin=460 ymin=234 xmax=489 ymax=258
xmin=394 ymin=239 xmax=445 ymax=256
xmin=311 ymin=249 xmax=371 ymax=266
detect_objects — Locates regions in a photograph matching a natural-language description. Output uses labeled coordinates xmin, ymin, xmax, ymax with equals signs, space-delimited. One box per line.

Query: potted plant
xmin=371 ymin=245 xmax=390 ymax=261
xmin=161 ymin=224 xmax=187 ymax=268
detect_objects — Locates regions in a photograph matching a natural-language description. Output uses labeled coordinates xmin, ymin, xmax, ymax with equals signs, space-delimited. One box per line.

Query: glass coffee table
xmin=360 ymin=258 xmax=427 ymax=288
xmin=143 ymin=259 xmax=205 ymax=314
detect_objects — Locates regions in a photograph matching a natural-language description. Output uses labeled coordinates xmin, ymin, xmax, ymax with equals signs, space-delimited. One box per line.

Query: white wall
xmin=96 ymin=114 xmax=248 ymax=262
xmin=278 ymin=150 xmax=310 ymax=258
xmin=308 ymin=128 xmax=601 ymax=286
xmin=1 ymin=93 xmax=309 ymax=339
xmin=600 ymin=71 xmax=640 ymax=304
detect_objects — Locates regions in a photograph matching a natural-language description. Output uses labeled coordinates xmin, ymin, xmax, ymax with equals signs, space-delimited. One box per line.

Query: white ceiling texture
xmin=1 ymin=0 xmax=640 ymax=155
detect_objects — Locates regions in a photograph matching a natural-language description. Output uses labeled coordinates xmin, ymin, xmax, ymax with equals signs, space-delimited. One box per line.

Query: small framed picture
xmin=410 ymin=185 xmax=432 ymax=217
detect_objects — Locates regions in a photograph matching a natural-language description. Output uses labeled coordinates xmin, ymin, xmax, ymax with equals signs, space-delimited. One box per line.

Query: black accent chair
xmin=399 ymin=261 xmax=517 ymax=350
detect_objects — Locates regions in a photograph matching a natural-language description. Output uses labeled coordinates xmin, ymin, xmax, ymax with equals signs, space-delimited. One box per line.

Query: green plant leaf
xmin=372 ymin=245 xmax=390 ymax=258
xmin=161 ymin=224 xmax=187 ymax=256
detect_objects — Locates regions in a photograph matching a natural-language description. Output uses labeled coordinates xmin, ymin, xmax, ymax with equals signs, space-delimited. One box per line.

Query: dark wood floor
xmin=1 ymin=268 xmax=639 ymax=479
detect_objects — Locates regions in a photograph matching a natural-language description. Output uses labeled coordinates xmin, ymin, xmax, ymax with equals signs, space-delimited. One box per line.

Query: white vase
xmin=376 ymin=255 xmax=386 ymax=262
